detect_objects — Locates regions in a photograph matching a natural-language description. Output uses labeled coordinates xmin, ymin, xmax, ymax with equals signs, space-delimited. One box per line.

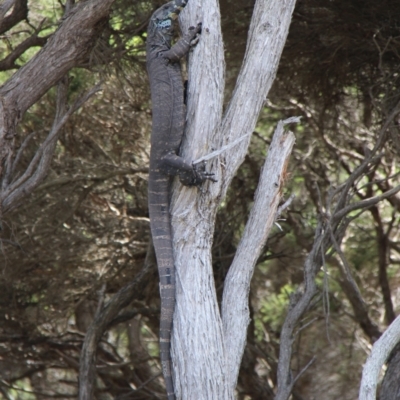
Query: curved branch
xmin=275 ymin=222 xmax=324 ymax=400
xmin=333 ymin=183 xmax=400 ymax=222
xmin=0 ymin=34 xmax=49 ymax=71
xmin=359 ymin=315 xmax=400 ymax=400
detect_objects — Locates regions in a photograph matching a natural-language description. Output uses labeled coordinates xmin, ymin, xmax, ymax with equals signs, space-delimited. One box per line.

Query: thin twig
xmin=292 ymin=356 xmax=316 ymax=386
xmin=10 ymin=131 xmax=36 ymax=179
xmin=334 ymin=183 xmax=400 ymax=222
xmin=95 ymin=284 xmax=107 ymax=319
xmin=276 ymin=194 xmax=295 ymax=219
xmin=294 ymin=317 xmax=318 ymax=338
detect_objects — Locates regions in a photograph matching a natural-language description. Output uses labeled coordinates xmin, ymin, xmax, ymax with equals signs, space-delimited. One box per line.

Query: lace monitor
xmin=146 ymin=1 xmax=214 ymax=398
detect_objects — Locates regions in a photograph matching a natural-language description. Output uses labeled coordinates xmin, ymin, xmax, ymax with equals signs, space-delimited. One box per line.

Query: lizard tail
xmin=148 ymin=174 xmax=176 ymax=399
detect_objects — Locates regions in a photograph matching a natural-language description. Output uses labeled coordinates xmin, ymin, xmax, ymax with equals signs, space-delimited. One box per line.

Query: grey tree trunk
xmin=169 ymin=0 xmax=297 ymax=398
xmin=0 ymin=0 xmax=297 ymax=398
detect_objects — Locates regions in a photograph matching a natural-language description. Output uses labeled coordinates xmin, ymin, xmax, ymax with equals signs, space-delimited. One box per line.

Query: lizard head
xmin=148 ymin=0 xmax=188 ymax=46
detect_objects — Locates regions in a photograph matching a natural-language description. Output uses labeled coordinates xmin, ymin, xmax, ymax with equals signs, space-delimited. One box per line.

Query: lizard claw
xmin=189 ymin=22 xmax=202 ymax=34
xmin=188 ymin=23 xmax=202 ymax=47
xmin=192 ymin=161 xmax=217 ymax=186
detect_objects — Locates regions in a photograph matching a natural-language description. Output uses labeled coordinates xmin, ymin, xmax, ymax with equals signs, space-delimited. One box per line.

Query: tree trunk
xmin=170 ymin=0 xmax=297 ymax=397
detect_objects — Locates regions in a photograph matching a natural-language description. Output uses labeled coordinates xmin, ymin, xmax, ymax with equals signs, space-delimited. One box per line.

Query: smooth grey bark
xmin=359 ymin=315 xmax=400 ymax=400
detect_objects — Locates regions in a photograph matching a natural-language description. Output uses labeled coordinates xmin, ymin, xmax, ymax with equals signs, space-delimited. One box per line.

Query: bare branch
xmin=334 ymin=183 xmax=400 ymax=222
xmin=275 ymin=222 xmax=324 ymax=400
xmin=1 ymin=82 xmax=102 ymax=214
xmin=95 ymin=284 xmax=107 ymax=318
xmin=222 ymin=120 xmax=295 ymax=390
xmin=292 ymin=356 xmax=316 ymax=386
xmin=192 ymin=133 xmax=251 ymax=165
xmin=0 ymin=25 xmax=49 ymax=71
xmin=35 ymin=167 xmax=148 ymax=192
xmin=9 ymin=131 xmax=36 ymax=181
xmin=0 ymin=0 xmax=27 ymax=35
xmin=217 ymin=0 xmax=298 ymax=197
xmin=329 ymin=225 xmax=381 ymax=342
xmin=359 ymin=315 xmax=400 ymax=400
xmin=79 ymin=242 xmax=156 ymax=400
xmin=0 ymin=0 xmax=115 ymax=176
xmin=276 ymin=194 xmax=295 ymax=219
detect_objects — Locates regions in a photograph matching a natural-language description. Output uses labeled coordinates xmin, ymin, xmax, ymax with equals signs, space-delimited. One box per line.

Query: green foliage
xmin=8 ymin=379 xmax=36 ymax=400
xmin=256 ymin=283 xmax=296 ymax=338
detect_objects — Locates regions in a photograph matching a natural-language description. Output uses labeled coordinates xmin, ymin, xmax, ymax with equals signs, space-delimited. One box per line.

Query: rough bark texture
xmin=380 ymin=344 xmax=400 ymax=400
xmin=0 ymin=0 xmax=114 ymax=179
xmin=146 ymin=2 xmax=213 ymax=398
xmin=169 ymin=0 xmax=297 ymax=398
xmin=222 ymin=120 xmax=295 ymax=390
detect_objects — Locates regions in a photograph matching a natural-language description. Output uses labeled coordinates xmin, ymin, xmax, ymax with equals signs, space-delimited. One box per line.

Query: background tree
xmin=1 ymin=0 xmax=400 ymax=399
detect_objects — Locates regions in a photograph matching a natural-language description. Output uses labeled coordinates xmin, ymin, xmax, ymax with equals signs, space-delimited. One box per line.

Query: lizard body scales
xmin=146 ymin=1 xmax=213 ymax=398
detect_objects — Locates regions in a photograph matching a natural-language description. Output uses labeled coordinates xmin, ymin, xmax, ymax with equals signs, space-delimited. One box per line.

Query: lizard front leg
xmin=162 ymin=23 xmax=202 ymax=62
xmin=158 ymin=153 xmax=215 ymax=186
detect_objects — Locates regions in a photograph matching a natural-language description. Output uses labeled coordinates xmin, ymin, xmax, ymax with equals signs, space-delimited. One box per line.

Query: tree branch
xmin=359 ymin=315 xmax=400 ymax=400
xmin=333 ymin=183 xmax=400 ymax=222
xmin=275 ymin=222 xmax=324 ymax=400
xmin=1 ymin=82 xmax=102 ymax=214
xmin=0 ymin=0 xmax=27 ymax=35
xmin=222 ymin=119 xmax=295 ymax=390
xmin=0 ymin=33 xmax=49 ymax=71
xmin=79 ymin=242 xmax=156 ymax=400
xmin=0 ymin=0 xmax=115 ymax=176
xmin=329 ymin=226 xmax=381 ymax=342
xmin=218 ymin=0 xmax=297 ymax=197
